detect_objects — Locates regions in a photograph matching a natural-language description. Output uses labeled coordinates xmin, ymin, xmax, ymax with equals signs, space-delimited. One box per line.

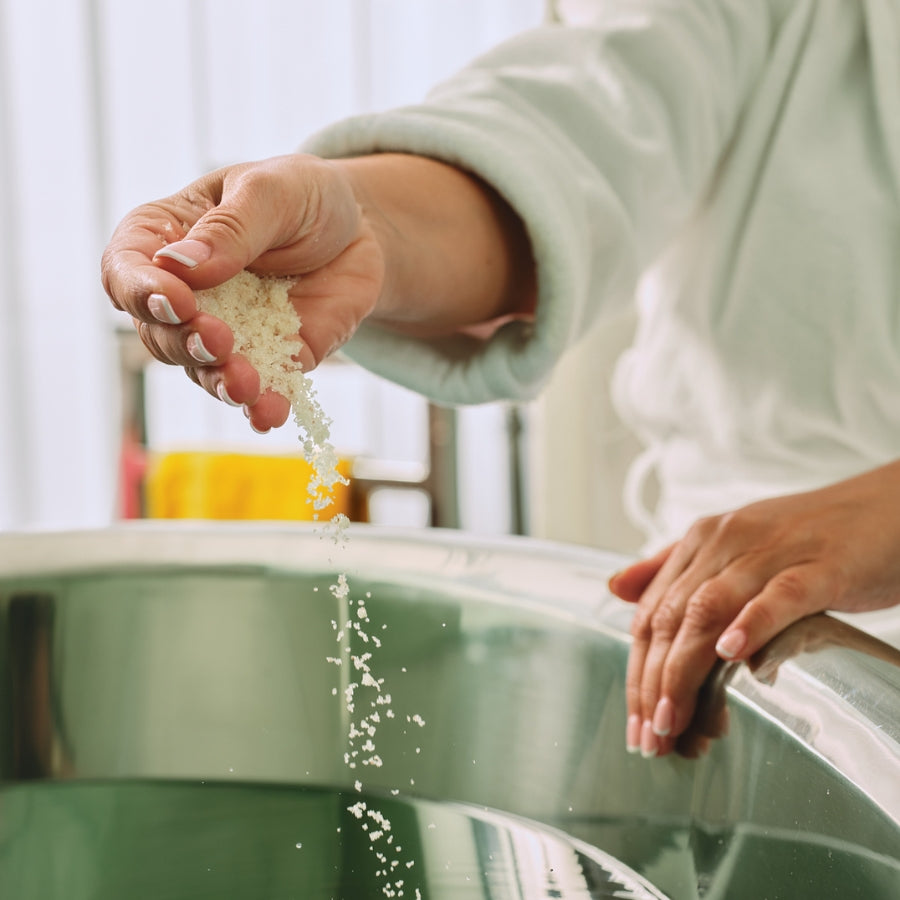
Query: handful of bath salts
xmin=195 ymin=270 xmax=348 ymax=512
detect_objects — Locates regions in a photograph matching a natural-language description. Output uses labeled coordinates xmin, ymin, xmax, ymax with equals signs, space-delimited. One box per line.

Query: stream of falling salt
xmin=195 ymin=271 xmax=424 ymax=897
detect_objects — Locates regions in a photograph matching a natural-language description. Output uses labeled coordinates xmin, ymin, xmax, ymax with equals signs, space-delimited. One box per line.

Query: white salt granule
xmin=352 ymin=653 xmax=373 ymax=671
xmin=194 ymin=270 xmax=348 ymax=510
xmin=330 ymin=575 xmax=350 ymax=600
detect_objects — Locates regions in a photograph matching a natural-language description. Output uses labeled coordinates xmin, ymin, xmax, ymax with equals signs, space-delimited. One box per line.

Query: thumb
xmin=152 ymin=160 xmax=300 ymax=287
xmin=152 ymin=201 xmax=279 ymax=290
xmin=152 ymin=156 xmax=359 ymax=289
xmin=715 ymin=563 xmax=830 ymax=662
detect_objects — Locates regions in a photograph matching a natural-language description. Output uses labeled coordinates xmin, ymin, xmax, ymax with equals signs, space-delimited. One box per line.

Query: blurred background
xmin=0 ymin=0 xmax=643 ymax=554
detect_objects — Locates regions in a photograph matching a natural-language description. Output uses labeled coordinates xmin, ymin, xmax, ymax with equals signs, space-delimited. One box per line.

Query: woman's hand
xmin=609 ymin=460 xmax=900 ymax=758
xmin=101 ymin=154 xmax=385 ymax=431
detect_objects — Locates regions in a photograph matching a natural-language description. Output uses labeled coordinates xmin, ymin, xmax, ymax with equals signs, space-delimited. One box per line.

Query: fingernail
xmin=626 ymin=714 xmax=642 ymax=754
xmin=216 ymin=382 xmax=241 ymax=407
xmin=155 ymin=239 xmax=212 ymax=269
xmin=640 ymin=719 xmax=658 ymax=759
xmin=148 ymin=292 xmax=181 ymax=324
xmin=187 ymin=332 xmax=217 ymax=364
xmin=652 ymin=697 xmax=674 ymax=737
xmin=242 ymin=404 xmax=269 ymax=433
xmin=716 ymin=629 xmax=747 ymax=660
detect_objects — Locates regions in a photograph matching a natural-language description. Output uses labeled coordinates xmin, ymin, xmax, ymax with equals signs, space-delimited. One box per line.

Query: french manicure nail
xmin=154 ymin=239 xmax=212 ymax=269
xmin=187 ymin=333 xmax=217 ymax=364
xmin=640 ymin=719 xmax=658 ymax=759
xmin=216 ymin=382 xmax=241 ymax=407
xmin=147 ymin=292 xmax=181 ymax=324
xmin=626 ymin=714 xmax=642 ymax=754
xmin=652 ymin=697 xmax=674 ymax=737
xmin=716 ymin=628 xmax=747 ymax=660
xmin=242 ymin=404 xmax=268 ymax=433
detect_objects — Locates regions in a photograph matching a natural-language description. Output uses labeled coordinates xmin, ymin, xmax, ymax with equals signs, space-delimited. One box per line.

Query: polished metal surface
xmin=1 ymin=523 xmax=899 ymax=899
xmin=2 ymin=781 xmax=670 ymax=900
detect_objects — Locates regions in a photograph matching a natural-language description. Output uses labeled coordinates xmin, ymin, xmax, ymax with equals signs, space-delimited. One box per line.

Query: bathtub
xmin=1 ymin=523 xmax=898 ymax=898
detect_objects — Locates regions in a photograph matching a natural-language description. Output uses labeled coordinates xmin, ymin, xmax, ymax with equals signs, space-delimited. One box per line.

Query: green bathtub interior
xmin=1 ymin=524 xmax=898 ymax=899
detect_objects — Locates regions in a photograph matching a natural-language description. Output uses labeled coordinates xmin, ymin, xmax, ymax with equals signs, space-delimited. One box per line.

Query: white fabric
xmin=304 ymin=0 xmax=900 ymax=546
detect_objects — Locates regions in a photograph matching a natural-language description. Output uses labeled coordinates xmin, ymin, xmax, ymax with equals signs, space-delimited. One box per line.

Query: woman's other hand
xmin=609 ymin=460 xmax=900 ymax=758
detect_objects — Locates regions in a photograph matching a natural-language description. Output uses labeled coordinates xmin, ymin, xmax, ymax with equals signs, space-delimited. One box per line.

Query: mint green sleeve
xmin=302 ymin=0 xmax=777 ymax=404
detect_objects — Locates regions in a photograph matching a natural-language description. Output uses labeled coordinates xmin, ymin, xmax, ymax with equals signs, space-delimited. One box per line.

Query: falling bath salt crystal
xmin=330 ymin=575 xmax=350 ymax=601
xmin=195 ymin=270 xmax=425 ymax=894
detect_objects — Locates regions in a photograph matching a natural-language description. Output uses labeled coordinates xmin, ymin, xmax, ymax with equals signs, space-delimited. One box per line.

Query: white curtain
xmin=0 ymin=0 xmax=545 ymax=533
xmin=0 ymin=0 xmax=114 ymax=530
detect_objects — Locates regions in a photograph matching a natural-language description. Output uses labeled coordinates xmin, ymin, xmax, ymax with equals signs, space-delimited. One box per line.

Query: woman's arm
xmin=101 ymin=152 xmax=535 ymax=430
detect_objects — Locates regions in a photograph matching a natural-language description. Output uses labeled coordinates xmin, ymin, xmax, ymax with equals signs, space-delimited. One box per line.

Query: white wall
xmin=0 ymin=0 xmax=546 ymax=534
xmin=0 ymin=0 xmax=117 ymax=530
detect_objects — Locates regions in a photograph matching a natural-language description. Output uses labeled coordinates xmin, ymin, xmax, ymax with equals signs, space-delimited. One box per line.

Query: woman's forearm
xmin=336 ymin=153 xmax=537 ymax=337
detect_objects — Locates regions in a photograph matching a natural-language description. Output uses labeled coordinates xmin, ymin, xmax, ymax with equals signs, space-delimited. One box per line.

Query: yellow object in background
xmin=145 ymin=452 xmax=353 ymax=521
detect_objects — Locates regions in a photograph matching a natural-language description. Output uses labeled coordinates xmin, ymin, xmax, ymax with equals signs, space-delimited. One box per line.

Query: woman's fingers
xmin=623 ymin=511 xmax=793 ymax=758
xmin=623 ymin=537 xmax=704 ymax=756
xmin=608 ymin=543 xmax=675 ymax=603
xmin=641 ymin=563 xmax=835 ymax=759
xmin=242 ymin=389 xmax=292 ymax=432
xmin=180 ymin=368 xmax=290 ymax=432
xmin=103 ymin=236 xmax=202 ymax=324
xmin=650 ymin=563 xmax=776 ymax=744
xmin=135 ymin=313 xmax=234 ymax=369
xmin=191 ymin=354 xmax=262 ymax=407
xmin=135 ymin=309 xmax=297 ymax=428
